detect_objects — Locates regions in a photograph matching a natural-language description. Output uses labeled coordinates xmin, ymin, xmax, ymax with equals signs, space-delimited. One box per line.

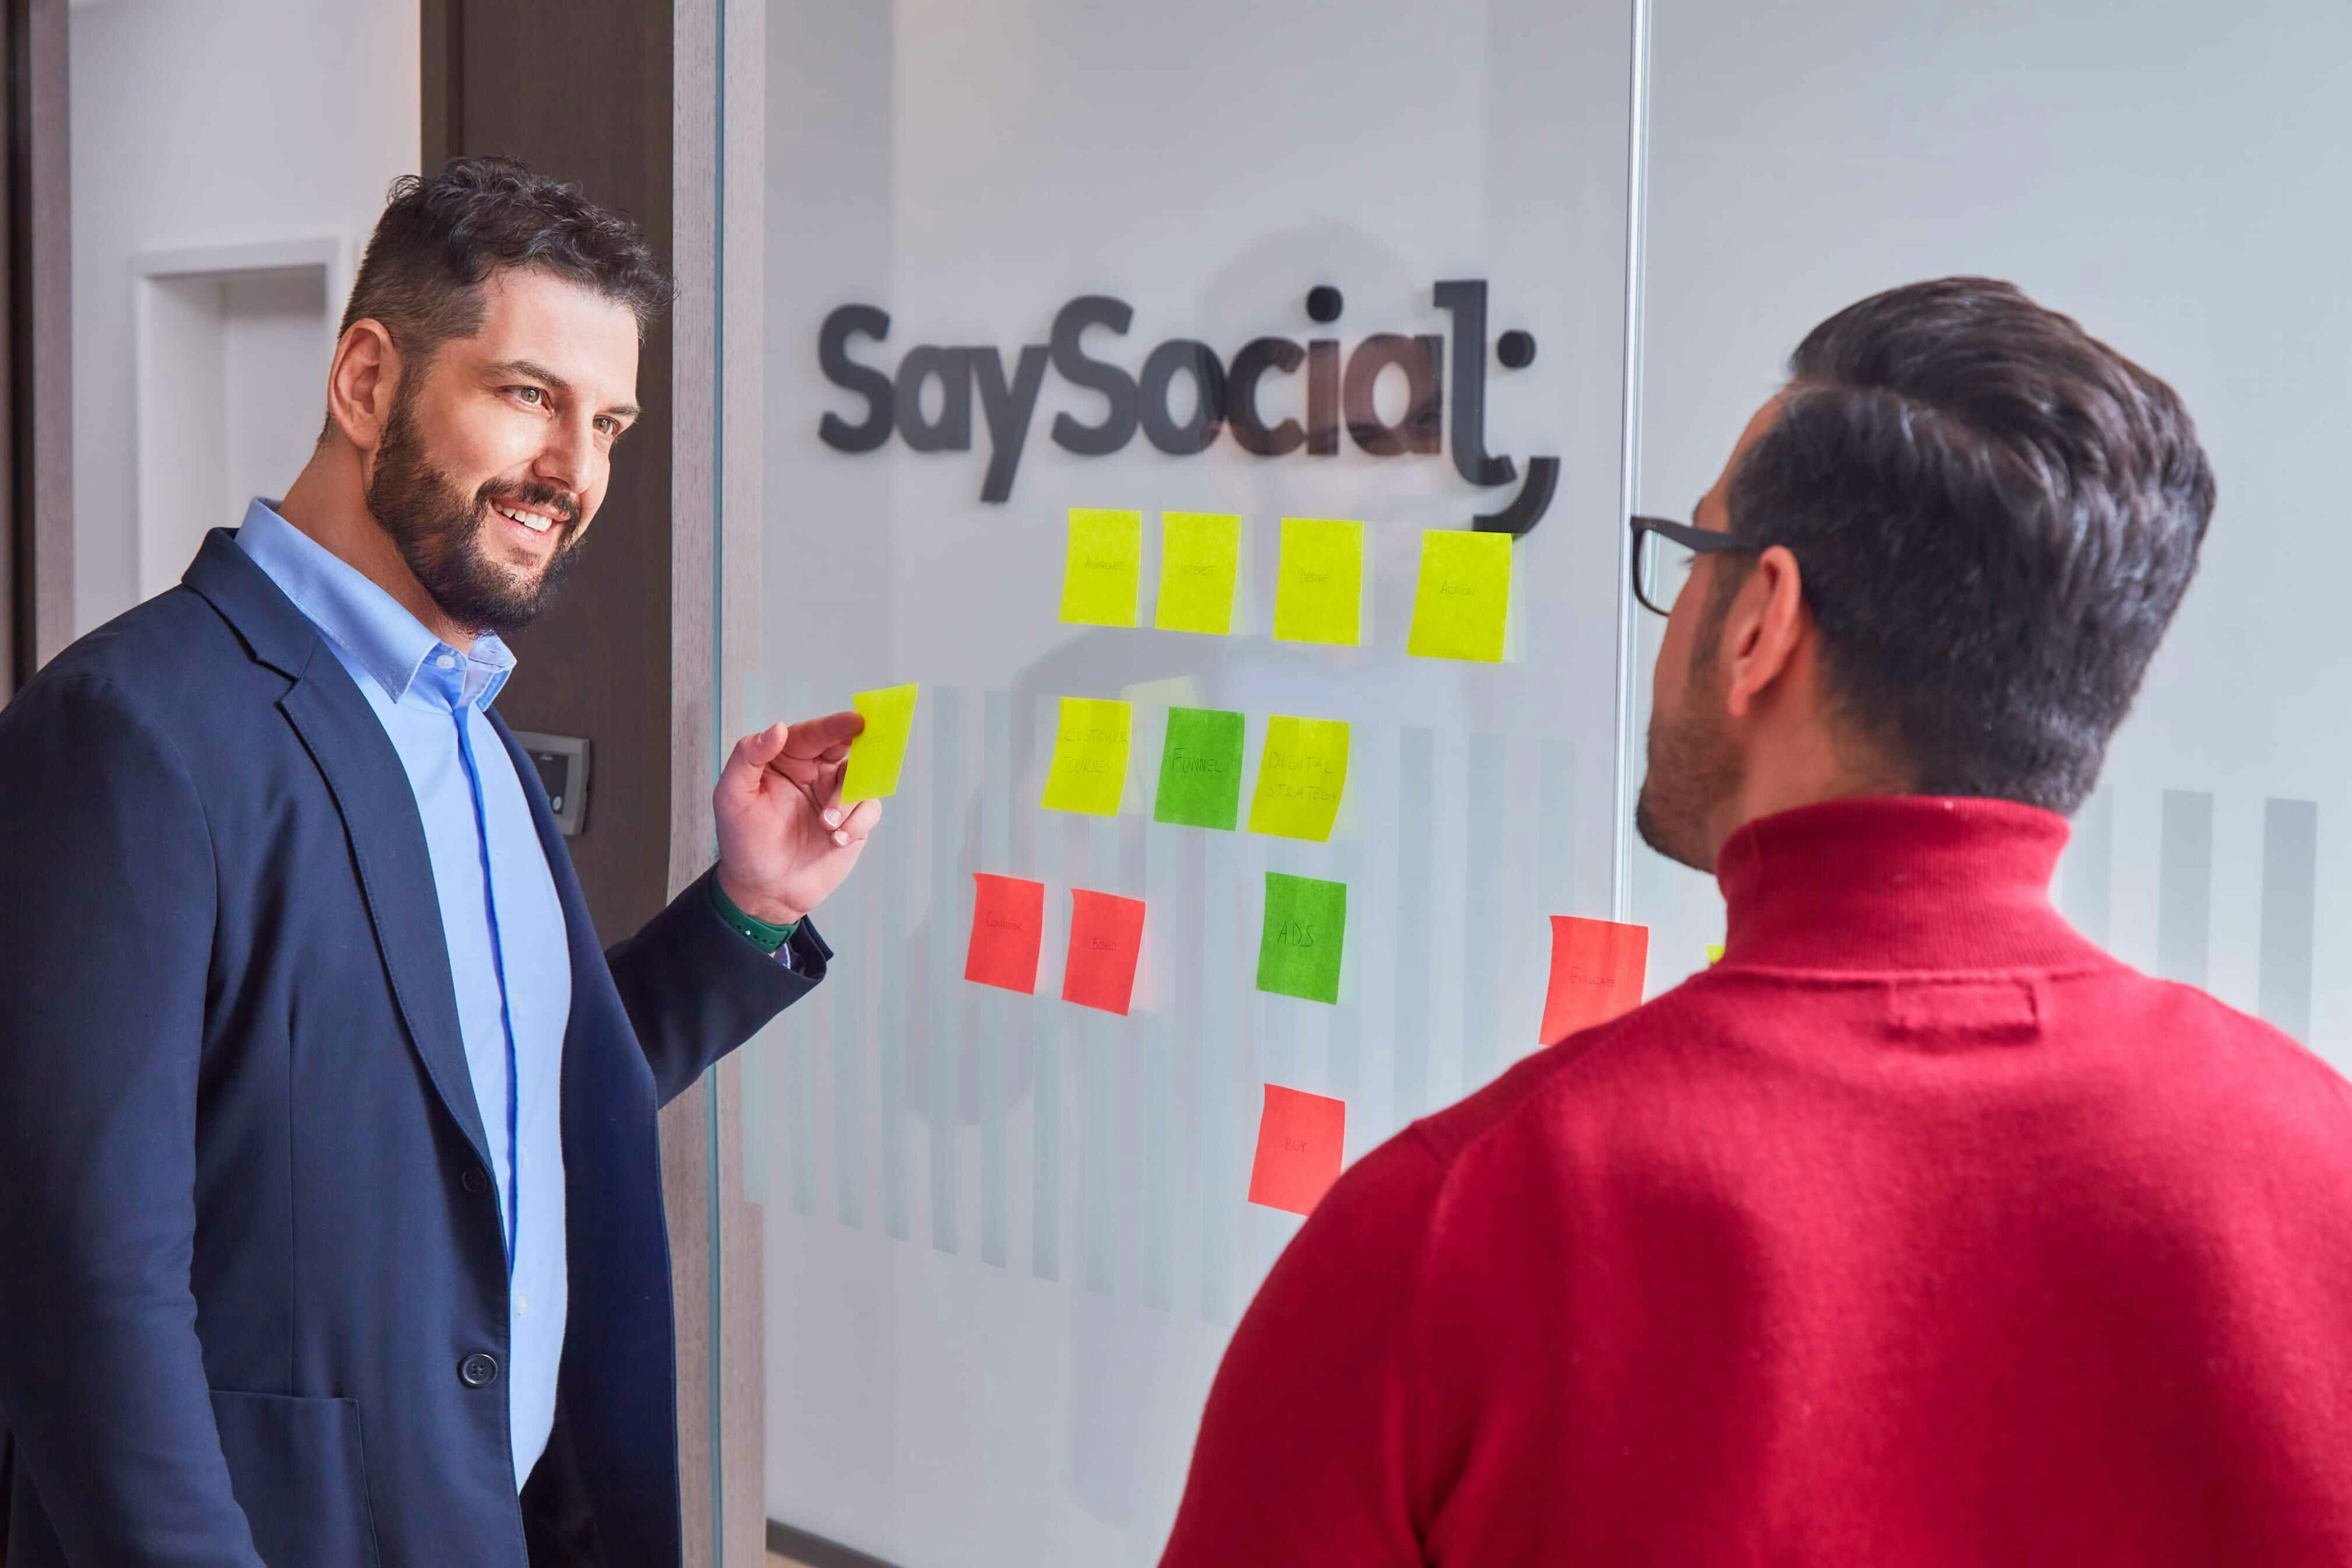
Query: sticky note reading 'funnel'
xmin=1060 ymin=508 xmax=1143 ymax=627
xmin=1153 ymin=707 xmax=1245 ymax=831
xmin=1040 ymin=697 xmax=1133 ymax=815
xmin=1540 ymin=915 xmax=1649 ymax=1042
xmin=1272 ymin=517 xmax=1364 ymax=645
xmin=1246 ymin=715 xmax=1349 ymax=842
xmin=1407 ymin=529 xmax=1512 ymax=663
xmin=965 ymin=874 xmax=1046 ymax=993
xmin=1062 ymin=889 xmax=1146 ymax=1016
xmin=1256 ymin=872 xmax=1346 ymax=1005
xmin=1248 ymin=1084 xmax=1346 ymax=1216
xmin=1155 ymin=511 xmax=1242 ymax=635
xmin=840 ymin=683 xmax=919 ymax=804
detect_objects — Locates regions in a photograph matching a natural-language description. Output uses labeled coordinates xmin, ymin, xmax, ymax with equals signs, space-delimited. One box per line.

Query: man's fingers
xmin=781 ymin=710 xmax=864 ymax=756
xmin=832 ymin=797 xmax=883 ymax=846
xmin=720 ymin=723 xmax=788 ymax=794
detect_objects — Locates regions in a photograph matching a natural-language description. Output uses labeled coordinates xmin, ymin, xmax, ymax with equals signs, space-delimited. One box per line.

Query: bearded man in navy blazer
xmin=0 ymin=159 xmax=876 ymax=1566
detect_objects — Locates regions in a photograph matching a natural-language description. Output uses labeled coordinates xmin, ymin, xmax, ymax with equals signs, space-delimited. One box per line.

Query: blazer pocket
xmin=208 ymin=1389 xmax=383 ymax=1567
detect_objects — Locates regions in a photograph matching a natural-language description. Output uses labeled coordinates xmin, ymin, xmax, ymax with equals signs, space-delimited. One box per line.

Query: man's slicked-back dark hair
xmin=1725 ymin=277 xmax=2215 ymax=813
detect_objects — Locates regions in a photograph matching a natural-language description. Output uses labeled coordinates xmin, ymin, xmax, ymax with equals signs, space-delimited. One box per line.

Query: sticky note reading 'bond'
xmin=1153 ymin=707 xmax=1245 ymax=831
xmin=1406 ymin=529 xmax=1512 ymax=663
xmin=1246 ymin=715 xmax=1349 ymax=842
xmin=1155 ymin=511 xmax=1242 ymax=635
xmin=840 ymin=683 xmax=919 ymax=804
xmin=1063 ymin=889 xmax=1147 ymax=1016
xmin=1248 ymin=1084 xmax=1346 ymax=1216
xmin=1272 ymin=517 xmax=1365 ymax=646
xmin=1256 ymin=871 xmax=1346 ymax=1005
xmin=965 ymin=873 xmax=1046 ymax=993
xmin=1040 ymin=697 xmax=1133 ymax=815
xmin=1540 ymin=915 xmax=1649 ymax=1043
xmin=1060 ymin=508 xmax=1144 ymax=627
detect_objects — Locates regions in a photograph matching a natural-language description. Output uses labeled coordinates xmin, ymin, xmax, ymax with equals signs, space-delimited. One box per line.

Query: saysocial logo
xmin=815 ymin=280 xmax=1559 ymax=537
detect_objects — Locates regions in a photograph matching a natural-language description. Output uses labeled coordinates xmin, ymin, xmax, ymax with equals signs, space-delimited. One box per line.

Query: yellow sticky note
xmin=1706 ymin=944 xmax=1726 ymax=965
xmin=1272 ymin=518 xmax=1363 ymax=646
xmin=1060 ymin=508 xmax=1143 ymax=627
xmin=1406 ymin=530 xmax=1511 ymax=662
xmin=841 ymin=683 xmax=919 ymax=804
xmin=1154 ymin=511 xmax=1242 ymax=635
xmin=1246 ymin=715 xmax=1350 ymax=842
xmin=1041 ymin=697 xmax=1133 ymax=815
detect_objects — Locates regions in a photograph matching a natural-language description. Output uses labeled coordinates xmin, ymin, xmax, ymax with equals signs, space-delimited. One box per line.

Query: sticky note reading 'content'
xmin=1155 ymin=511 xmax=1242 ymax=635
xmin=1153 ymin=707 xmax=1245 ymax=831
xmin=1407 ymin=529 xmax=1512 ymax=663
xmin=1060 ymin=508 xmax=1144 ymax=627
xmin=1257 ymin=872 xmax=1346 ymax=1005
xmin=1540 ymin=915 xmax=1650 ymax=1042
xmin=965 ymin=873 xmax=1046 ymax=993
xmin=1040 ymin=697 xmax=1133 ymax=815
xmin=1062 ymin=889 xmax=1147 ymax=1016
xmin=1246 ymin=715 xmax=1349 ymax=842
xmin=840 ymin=684 xmax=919 ymax=804
xmin=1272 ymin=517 xmax=1365 ymax=646
xmin=1248 ymin=1084 xmax=1346 ymax=1216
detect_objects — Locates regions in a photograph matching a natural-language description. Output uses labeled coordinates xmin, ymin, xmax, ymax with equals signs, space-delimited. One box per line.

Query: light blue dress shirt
xmin=236 ymin=499 xmax=571 ymax=1488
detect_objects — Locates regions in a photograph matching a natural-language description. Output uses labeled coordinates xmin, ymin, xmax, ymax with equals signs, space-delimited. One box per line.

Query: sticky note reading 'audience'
xmin=964 ymin=874 xmax=1045 ymax=993
xmin=1406 ymin=529 xmax=1512 ymax=663
xmin=1256 ymin=872 xmax=1346 ymax=1005
xmin=1062 ymin=889 xmax=1147 ymax=1016
xmin=1540 ymin=915 xmax=1649 ymax=1042
xmin=1040 ymin=697 xmax=1133 ymax=815
xmin=1248 ymin=1084 xmax=1346 ymax=1216
xmin=1153 ymin=707 xmax=1245 ymax=831
xmin=840 ymin=683 xmax=919 ymax=804
xmin=1060 ymin=508 xmax=1143 ymax=627
xmin=1246 ymin=716 xmax=1349 ymax=842
xmin=1272 ymin=517 xmax=1364 ymax=645
xmin=1155 ymin=511 xmax=1242 ymax=635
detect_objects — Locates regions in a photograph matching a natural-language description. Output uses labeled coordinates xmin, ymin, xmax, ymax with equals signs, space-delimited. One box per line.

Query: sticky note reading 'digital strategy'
xmin=1060 ymin=508 xmax=1144 ymax=627
xmin=840 ymin=683 xmax=918 ymax=804
xmin=1246 ymin=715 xmax=1349 ymax=842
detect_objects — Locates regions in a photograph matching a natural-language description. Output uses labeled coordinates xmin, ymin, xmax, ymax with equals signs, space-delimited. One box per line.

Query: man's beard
xmin=1634 ymin=633 xmax=1743 ymax=873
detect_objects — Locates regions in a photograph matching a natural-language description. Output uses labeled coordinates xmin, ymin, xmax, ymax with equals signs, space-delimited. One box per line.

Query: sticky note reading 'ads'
xmin=1062 ymin=888 xmax=1147 ymax=1016
xmin=840 ymin=683 xmax=919 ymax=804
xmin=1040 ymin=696 xmax=1133 ymax=815
xmin=1060 ymin=508 xmax=1144 ymax=627
xmin=965 ymin=873 xmax=1046 ymax=993
xmin=1246 ymin=715 xmax=1349 ymax=842
xmin=1155 ymin=511 xmax=1242 ymax=635
xmin=1272 ymin=517 xmax=1364 ymax=646
xmin=1540 ymin=915 xmax=1649 ymax=1043
xmin=1248 ymin=1084 xmax=1346 ymax=1216
xmin=1256 ymin=871 xmax=1346 ymax=1005
xmin=1406 ymin=529 xmax=1512 ymax=663
xmin=1153 ymin=707 xmax=1245 ymax=831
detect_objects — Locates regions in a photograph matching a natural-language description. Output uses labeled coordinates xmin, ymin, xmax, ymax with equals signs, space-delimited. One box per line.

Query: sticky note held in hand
xmin=1256 ymin=871 xmax=1346 ymax=1005
xmin=1040 ymin=696 xmax=1133 ymax=815
xmin=965 ymin=873 xmax=1046 ymax=993
xmin=1246 ymin=715 xmax=1349 ymax=842
xmin=1153 ymin=707 xmax=1245 ymax=831
xmin=1540 ymin=915 xmax=1649 ymax=1042
xmin=1272 ymin=517 xmax=1364 ymax=645
xmin=1060 ymin=508 xmax=1143 ymax=627
xmin=1406 ymin=529 xmax=1511 ymax=663
xmin=1154 ymin=511 xmax=1242 ymax=635
xmin=1248 ymin=1084 xmax=1346 ymax=1216
xmin=1062 ymin=888 xmax=1146 ymax=1016
xmin=840 ymin=683 xmax=918 ymax=804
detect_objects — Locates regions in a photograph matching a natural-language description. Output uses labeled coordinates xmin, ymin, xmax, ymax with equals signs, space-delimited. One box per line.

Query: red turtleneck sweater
xmin=1161 ymin=797 xmax=2352 ymax=1566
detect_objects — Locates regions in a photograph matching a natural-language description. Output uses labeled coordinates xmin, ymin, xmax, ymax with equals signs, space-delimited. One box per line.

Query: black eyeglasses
xmin=1629 ymin=515 xmax=1760 ymax=616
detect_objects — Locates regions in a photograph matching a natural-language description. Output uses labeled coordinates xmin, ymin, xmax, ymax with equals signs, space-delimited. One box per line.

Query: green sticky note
xmin=1154 ymin=511 xmax=1242 ymax=635
xmin=1406 ymin=529 xmax=1511 ymax=662
xmin=1153 ymin=707 xmax=1245 ymax=830
xmin=1246 ymin=715 xmax=1349 ymax=842
xmin=1272 ymin=517 xmax=1364 ymax=645
xmin=1039 ymin=696 xmax=1133 ymax=815
xmin=1256 ymin=872 xmax=1346 ymax=1005
xmin=1060 ymin=508 xmax=1143 ymax=627
xmin=840 ymin=683 xmax=918 ymax=804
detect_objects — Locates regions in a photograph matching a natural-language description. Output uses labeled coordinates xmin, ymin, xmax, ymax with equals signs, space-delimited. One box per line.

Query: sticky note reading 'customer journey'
xmin=1063 ymin=889 xmax=1147 ymax=1016
xmin=1060 ymin=508 xmax=1143 ymax=627
xmin=965 ymin=873 xmax=1045 ymax=993
xmin=840 ymin=683 xmax=919 ymax=804
xmin=1407 ymin=529 xmax=1512 ymax=662
xmin=1248 ymin=1084 xmax=1346 ymax=1215
xmin=1540 ymin=915 xmax=1649 ymax=1042
xmin=1040 ymin=697 xmax=1133 ymax=815
xmin=1257 ymin=871 xmax=1346 ymax=1004
xmin=1246 ymin=715 xmax=1349 ymax=842
xmin=1153 ymin=707 xmax=1245 ymax=830
xmin=1154 ymin=511 xmax=1242 ymax=635
xmin=1272 ymin=517 xmax=1364 ymax=645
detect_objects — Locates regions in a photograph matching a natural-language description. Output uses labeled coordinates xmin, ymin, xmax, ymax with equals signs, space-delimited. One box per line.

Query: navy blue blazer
xmin=0 ymin=529 xmax=826 ymax=1566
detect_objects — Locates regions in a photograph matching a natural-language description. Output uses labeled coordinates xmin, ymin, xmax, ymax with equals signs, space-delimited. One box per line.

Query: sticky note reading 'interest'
xmin=1256 ymin=871 xmax=1346 ymax=1005
xmin=1062 ymin=889 xmax=1147 ymax=1016
xmin=1248 ymin=1084 xmax=1346 ymax=1216
xmin=1154 ymin=511 xmax=1242 ymax=635
xmin=1060 ymin=508 xmax=1144 ymax=627
xmin=965 ymin=873 xmax=1045 ymax=993
xmin=1246 ymin=715 xmax=1349 ymax=842
xmin=1539 ymin=915 xmax=1649 ymax=1043
xmin=1272 ymin=517 xmax=1364 ymax=646
xmin=1040 ymin=696 xmax=1133 ymax=815
xmin=1153 ymin=707 xmax=1245 ymax=831
xmin=1406 ymin=529 xmax=1512 ymax=663
xmin=840 ymin=683 xmax=919 ymax=804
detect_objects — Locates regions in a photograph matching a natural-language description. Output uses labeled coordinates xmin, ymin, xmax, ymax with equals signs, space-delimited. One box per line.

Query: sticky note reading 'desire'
xmin=1154 ymin=511 xmax=1242 ymax=635
xmin=1246 ymin=715 xmax=1349 ymax=842
xmin=1153 ymin=706 xmax=1245 ymax=831
xmin=840 ymin=683 xmax=918 ymax=804
xmin=1257 ymin=871 xmax=1346 ymax=1005
xmin=1540 ymin=914 xmax=1649 ymax=1043
xmin=1060 ymin=508 xmax=1144 ymax=627
xmin=1248 ymin=1084 xmax=1346 ymax=1216
xmin=1040 ymin=696 xmax=1133 ymax=815
xmin=1406 ymin=529 xmax=1512 ymax=663
xmin=1062 ymin=888 xmax=1146 ymax=1016
xmin=965 ymin=873 xmax=1046 ymax=993
xmin=1272 ymin=517 xmax=1365 ymax=646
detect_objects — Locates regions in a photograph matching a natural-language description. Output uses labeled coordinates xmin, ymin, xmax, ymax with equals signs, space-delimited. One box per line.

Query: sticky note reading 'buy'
xmin=1272 ymin=517 xmax=1364 ymax=646
xmin=1248 ymin=1084 xmax=1346 ymax=1216
xmin=1257 ymin=871 xmax=1346 ymax=1005
xmin=1060 ymin=508 xmax=1143 ymax=627
xmin=965 ymin=873 xmax=1045 ymax=993
xmin=1040 ymin=696 xmax=1133 ymax=815
xmin=1063 ymin=888 xmax=1146 ymax=1015
xmin=1153 ymin=707 xmax=1245 ymax=831
xmin=1246 ymin=715 xmax=1349 ymax=842
xmin=1539 ymin=915 xmax=1649 ymax=1043
xmin=1407 ymin=529 xmax=1512 ymax=662
xmin=840 ymin=683 xmax=919 ymax=804
xmin=1155 ymin=511 xmax=1242 ymax=635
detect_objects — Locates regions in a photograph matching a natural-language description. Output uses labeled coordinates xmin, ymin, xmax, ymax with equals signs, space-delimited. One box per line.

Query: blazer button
xmin=461 ymin=1167 xmax=491 ymax=1196
xmin=460 ymin=1352 xmax=500 ymax=1389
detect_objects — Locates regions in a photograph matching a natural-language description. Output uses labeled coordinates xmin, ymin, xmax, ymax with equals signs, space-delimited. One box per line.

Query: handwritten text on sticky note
xmin=1272 ymin=517 xmax=1364 ymax=646
xmin=1040 ymin=696 xmax=1133 ymax=815
xmin=1062 ymin=888 xmax=1146 ymax=1015
xmin=1155 ymin=511 xmax=1242 ymax=635
xmin=1153 ymin=706 xmax=1245 ymax=831
xmin=1540 ymin=915 xmax=1649 ymax=1042
xmin=1248 ymin=1084 xmax=1346 ymax=1215
xmin=840 ymin=683 xmax=918 ymax=804
xmin=1257 ymin=871 xmax=1346 ymax=1005
xmin=1406 ymin=529 xmax=1511 ymax=663
xmin=1060 ymin=508 xmax=1143 ymax=627
xmin=965 ymin=873 xmax=1046 ymax=993
xmin=1246 ymin=715 xmax=1349 ymax=842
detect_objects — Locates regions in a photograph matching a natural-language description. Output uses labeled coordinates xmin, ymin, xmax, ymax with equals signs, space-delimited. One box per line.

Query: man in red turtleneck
xmin=1160 ymin=279 xmax=2352 ymax=1566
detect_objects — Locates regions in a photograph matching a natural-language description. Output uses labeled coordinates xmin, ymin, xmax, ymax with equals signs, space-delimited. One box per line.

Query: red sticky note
xmin=1247 ymin=1084 xmax=1346 ymax=1216
xmin=1061 ymin=888 xmax=1146 ymax=1016
xmin=965 ymin=873 xmax=1046 ymax=993
xmin=1539 ymin=915 xmax=1649 ymax=1043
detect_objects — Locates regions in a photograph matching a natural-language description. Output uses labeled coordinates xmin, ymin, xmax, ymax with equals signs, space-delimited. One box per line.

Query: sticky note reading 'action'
xmin=1246 ymin=715 xmax=1349 ymax=842
xmin=1154 ymin=511 xmax=1242 ymax=635
xmin=1248 ymin=1084 xmax=1346 ymax=1216
xmin=1060 ymin=508 xmax=1144 ymax=627
xmin=1040 ymin=697 xmax=1133 ymax=815
xmin=1062 ymin=889 xmax=1147 ymax=1016
xmin=1540 ymin=915 xmax=1649 ymax=1042
xmin=1153 ymin=707 xmax=1245 ymax=831
xmin=1406 ymin=529 xmax=1512 ymax=663
xmin=965 ymin=874 xmax=1045 ymax=993
xmin=1272 ymin=517 xmax=1365 ymax=646
xmin=840 ymin=683 xmax=919 ymax=804
xmin=1256 ymin=872 xmax=1346 ymax=1005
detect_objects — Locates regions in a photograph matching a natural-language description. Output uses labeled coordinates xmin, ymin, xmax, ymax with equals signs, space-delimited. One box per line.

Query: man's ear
xmin=324 ymin=320 xmax=403 ymax=455
xmin=1720 ymin=545 xmax=1809 ymax=720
